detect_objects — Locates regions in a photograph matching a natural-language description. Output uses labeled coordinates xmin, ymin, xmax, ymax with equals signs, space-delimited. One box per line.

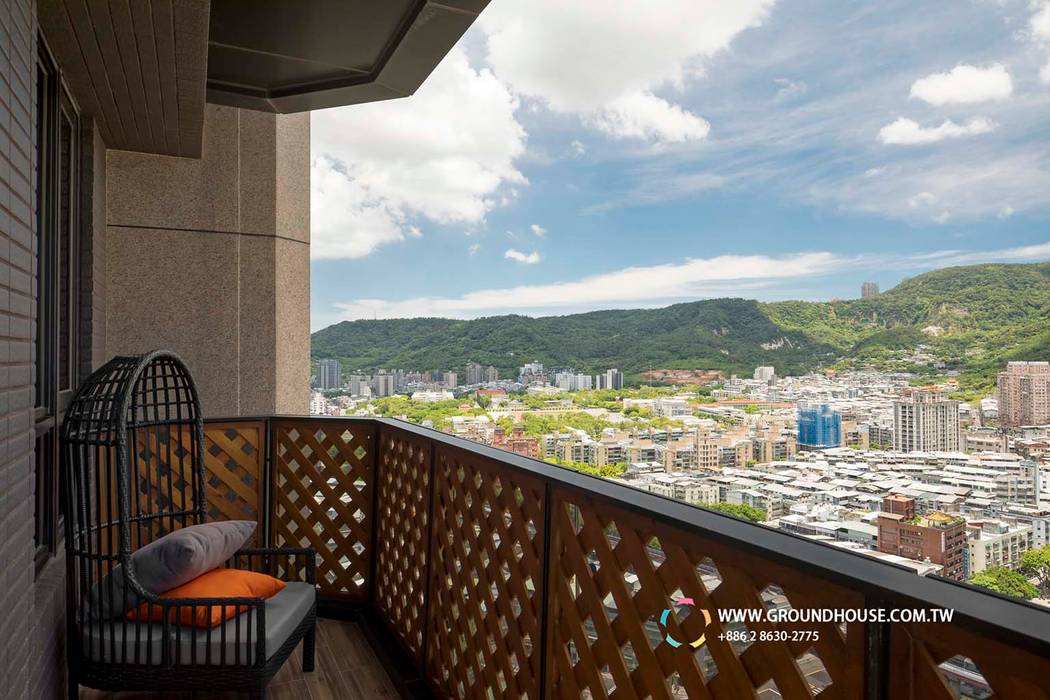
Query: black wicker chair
xmin=60 ymin=351 xmax=316 ymax=699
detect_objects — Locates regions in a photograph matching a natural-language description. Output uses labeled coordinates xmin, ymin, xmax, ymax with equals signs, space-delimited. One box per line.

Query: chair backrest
xmin=60 ymin=351 xmax=207 ymax=619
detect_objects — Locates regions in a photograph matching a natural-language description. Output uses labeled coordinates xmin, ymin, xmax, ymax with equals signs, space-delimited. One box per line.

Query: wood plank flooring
xmin=79 ymin=619 xmax=400 ymax=699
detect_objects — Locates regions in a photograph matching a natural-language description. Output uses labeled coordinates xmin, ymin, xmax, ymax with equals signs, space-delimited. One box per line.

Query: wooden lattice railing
xmin=201 ymin=417 xmax=1050 ymax=700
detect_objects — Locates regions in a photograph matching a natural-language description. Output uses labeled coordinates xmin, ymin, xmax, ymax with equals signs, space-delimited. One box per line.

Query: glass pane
xmin=58 ymin=113 xmax=72 ymax=391
xmin=34 ymin=63 xmax=49 ymax=410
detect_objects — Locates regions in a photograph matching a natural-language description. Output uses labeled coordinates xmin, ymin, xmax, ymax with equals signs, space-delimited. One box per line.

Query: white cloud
xmin=912 ymin=241 xmax=1050 ymax=268
xmin=583 ymin=171 xmax=727 ymax=214
xmin=998 ymin=205 xmax=1015 ymax=219
xmin=864 ymin=167 xmax=885 ymax=177
xmin=1029 ymin=3 xmax=1050 ymax=83
xmin=1033 ymin=2 xmax=1050 ymax=40
xmin=468 ymin=243 xmax=481 ymax=256
xmin=810 ymin=151 xmax=1050 ymax=223
xmin=877 ymin=117 xmax=996 ymax=145
xmin=311 ymin=157 xmax=407 ymax=259
xmin=570 ymin=140 xmax=586 ymax=156
xmin=909 ymin=191 xmax=936 ymax=208
xmin=328 ymin=243 xmax=1050 ymax=320
xmin=774 ymin=77 xmax=807 ymax=101
xmin=587 ymin=93 xmax=711 ymax=143
xmin=334 ymin=252 xmax=845 ymax=319
xmin=477 ymin=0 xmax=774 ymax=142
xmin=933 ymin=211 xmax=951 ymax=224
xmin=310 ymin=47 xmax=526 ymax=259
xmin=504 ymin=248 xmax=541 ymax=264
xmin=530 ymin=224 xmax=546 ymax=237
xmin=909 ymin=64 xmax=1013 ymax=105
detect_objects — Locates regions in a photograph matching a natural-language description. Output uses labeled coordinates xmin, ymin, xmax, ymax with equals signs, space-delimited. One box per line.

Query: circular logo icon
xmin=658 ymin=597 xmax=712 ymax=649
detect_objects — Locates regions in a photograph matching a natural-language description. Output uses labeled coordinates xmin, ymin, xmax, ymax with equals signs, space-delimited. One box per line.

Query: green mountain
xmin=311 ymin=263 xmax=1050 ymax=398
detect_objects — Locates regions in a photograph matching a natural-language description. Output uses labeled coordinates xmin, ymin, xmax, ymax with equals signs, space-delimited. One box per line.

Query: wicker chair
xmin=60 ymin=351 xmax=316 ymax=699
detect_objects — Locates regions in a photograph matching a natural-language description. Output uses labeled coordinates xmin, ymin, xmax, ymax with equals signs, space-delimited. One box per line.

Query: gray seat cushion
xmin=85 ymin=582 xmax=315 ymax=666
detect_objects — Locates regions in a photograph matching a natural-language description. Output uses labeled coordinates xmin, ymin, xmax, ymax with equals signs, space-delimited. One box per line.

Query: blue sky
xmin=309 ymin=0 xmax=1050 ymax=330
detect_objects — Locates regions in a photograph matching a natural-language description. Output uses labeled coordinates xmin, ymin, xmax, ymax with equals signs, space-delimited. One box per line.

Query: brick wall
xmin=0 ymin=0 xmax=107 ymax=695
xmin=0 ymin=1 xmax=38 ymax=699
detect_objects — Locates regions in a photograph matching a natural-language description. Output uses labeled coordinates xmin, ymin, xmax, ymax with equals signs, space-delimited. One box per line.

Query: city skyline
xmin=310 ymin=0 xmax=1050 ymax=329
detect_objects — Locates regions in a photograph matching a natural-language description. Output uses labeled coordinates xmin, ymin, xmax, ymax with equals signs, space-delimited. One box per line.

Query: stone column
xmin=105 ymin=104 xmax=310 ymax=416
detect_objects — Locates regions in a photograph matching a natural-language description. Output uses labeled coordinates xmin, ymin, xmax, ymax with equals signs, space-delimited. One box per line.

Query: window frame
xmin=33 ymin=38 xmax=82 ymax=571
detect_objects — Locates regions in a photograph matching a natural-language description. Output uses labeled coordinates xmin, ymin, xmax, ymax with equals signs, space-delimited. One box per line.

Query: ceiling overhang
xmin=205 ymin=0 xmax=489 ymax=113
xmin=37 ymin=0 xmax=489 ymax=157
xmin=38 ymin=0 xmax=210 ymax=157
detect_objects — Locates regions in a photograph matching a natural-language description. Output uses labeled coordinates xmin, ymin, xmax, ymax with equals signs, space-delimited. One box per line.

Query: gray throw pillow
xmin=91 ymin=520 xmax=256 ymax=619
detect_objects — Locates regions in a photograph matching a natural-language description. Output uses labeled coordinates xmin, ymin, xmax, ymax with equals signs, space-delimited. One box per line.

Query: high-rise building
xmin=893 ymin=391 xmax=960 ymax=452
xmin=861 ymin=281 xmax=880 ymax=298
xmin=446 ymin=372 xmax=458 ymax=389
xmin=316 ymin=358 xmax=342 ymax=390
xmin=555 ymin=372 xmax=592 ymax=391
xmin=465 ymin=362 xmax=484 ymax=385
xmin=373 ymin=373 xmax=396 ymax=397
xmin=519 ymin=361 xmax=547 ymax=384
xmin=998 ymin=361 xmax=1050 ymax=427
xmin=876 ymin=496 xmax=966 ymax=580
xmin=605 ymin=369 xmax=624 ymax=390
xmin=348 ymin=374 xmax=370 ymax=396
xmin=754 ymin=366 xmax=775 ymax=382
xmin=797 ymin=404 xmax=841 ymax=449
xmin=485 ymin=365 xmax=499 ymax=383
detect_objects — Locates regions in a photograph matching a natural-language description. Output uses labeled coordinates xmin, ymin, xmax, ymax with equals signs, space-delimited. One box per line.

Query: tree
xmin=969 ymin=567 xmax=1039 ymax=600
xmin=1020 ymin=546 xmax=1050 ymax=595
xmin=704 ymin=501 xmax=767 ymax=523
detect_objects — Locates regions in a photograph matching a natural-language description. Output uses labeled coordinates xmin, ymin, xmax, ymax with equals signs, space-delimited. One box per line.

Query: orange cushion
xmin=127 ymin=569 xmax=286 ymax=628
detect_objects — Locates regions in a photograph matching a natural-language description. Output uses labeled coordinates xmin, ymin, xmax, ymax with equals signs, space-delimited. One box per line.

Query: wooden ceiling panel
xmin=38 ymin=0 xmax=209 ymax=157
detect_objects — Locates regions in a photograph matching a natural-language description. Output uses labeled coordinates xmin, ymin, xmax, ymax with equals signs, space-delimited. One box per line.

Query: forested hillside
xmin=312 ymin=263 xmax=1050 ymax=398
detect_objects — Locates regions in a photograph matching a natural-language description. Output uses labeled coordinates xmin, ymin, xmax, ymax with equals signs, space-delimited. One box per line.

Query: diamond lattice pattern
xmin=548 ymin=490 xmax=865 ymax=700
xmin=426 ymin=446 xmax=546 ymax=699
xmin=374 ymin=428 xmax=432 ymax=657
xmin=271 ymin=420 xmax=374 ymax=599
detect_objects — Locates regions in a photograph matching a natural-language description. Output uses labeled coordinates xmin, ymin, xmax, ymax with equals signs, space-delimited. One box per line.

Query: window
xmin=34 ymin=41 xmax=81 ymax=569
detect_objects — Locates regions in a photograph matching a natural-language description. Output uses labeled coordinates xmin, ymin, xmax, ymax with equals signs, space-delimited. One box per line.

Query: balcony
xmin=127 ymin=414 xmax=1050 ymax=699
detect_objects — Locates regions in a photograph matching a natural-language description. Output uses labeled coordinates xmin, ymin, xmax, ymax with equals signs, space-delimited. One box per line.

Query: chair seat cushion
xmin=85 ymin=582 xmax=316 ymax=666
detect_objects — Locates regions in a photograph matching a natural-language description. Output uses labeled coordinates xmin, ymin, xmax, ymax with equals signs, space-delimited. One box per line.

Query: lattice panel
xmin=129 ymin=427 xmax=202 ymax=547
xmin=889 ymin=621 xmax=1050 ymax=700
xmin=121 ymin=423 xmax=265 ymax=550
xmin=374 ymin=427 xmax=433 ymax=659
xmin=546 ymin=488 xmax=865 ymax=700
xmin=202 ymin=421 xmax=264 ymax=541
xmin=426 ymin=445 xmax=547 ymax=700
xmin=271 ymin=420 xmax=375 ymax=600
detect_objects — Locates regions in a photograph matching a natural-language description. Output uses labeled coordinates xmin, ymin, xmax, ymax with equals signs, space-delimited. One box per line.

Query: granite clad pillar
xmin=105 ymin=104 xmax=310 ymax=416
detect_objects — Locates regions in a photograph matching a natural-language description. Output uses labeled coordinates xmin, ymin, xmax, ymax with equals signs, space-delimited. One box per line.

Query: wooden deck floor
xmin=79 ymin=618 xmax=401 ymax=699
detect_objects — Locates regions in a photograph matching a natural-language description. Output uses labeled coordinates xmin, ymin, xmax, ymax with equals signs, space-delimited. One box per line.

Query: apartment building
xmin=798 ymin=403 xmax=842 ymax=450
xmin=876 ymin=496 xmax=967 ymax=580
xmin=998 ymin=361 xmax=1050 ymax=428
xmin=966 ymin=520 xmax=1033 ymax=577
xmin=894 ymin=391 xmax=961 ymax=452
xmin=316 ymin=358 xmax=342 ymax=390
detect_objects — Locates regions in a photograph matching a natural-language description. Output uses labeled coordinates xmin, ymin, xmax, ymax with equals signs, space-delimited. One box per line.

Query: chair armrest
xmin=144 ymin=596 xmax=268 ymax=667
xmin=230 ymin=547 xmax=316 ymax=585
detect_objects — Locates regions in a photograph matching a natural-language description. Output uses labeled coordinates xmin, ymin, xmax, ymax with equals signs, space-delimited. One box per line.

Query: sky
xmin=308 ymin=0 xmax=1050 ymax=331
